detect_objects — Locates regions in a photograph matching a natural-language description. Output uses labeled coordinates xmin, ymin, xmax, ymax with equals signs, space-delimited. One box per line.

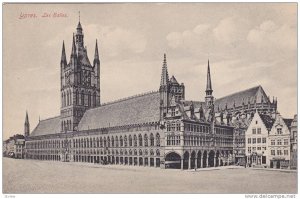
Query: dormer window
xmin=277 ymin=128 xmax=282 ymax=135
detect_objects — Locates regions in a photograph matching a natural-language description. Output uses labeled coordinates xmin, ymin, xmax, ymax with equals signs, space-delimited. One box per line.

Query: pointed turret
xmin=205 ymin=59 xmax=214 ymax=107
xmin=24 ymin=111 xmax=30 ymax=137
xmin=159 ymin=53 xmax=170 ymax=120
xmin=206 ymin=59 xmax=213 ymax=95
xmin=160 ymin=53 xmax=169 ymax=86
xmin=61 ymin=41 xmax=67 ymax=66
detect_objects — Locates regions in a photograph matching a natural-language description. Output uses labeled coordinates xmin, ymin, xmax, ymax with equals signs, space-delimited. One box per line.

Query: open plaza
xmin=3 ymin=158 xmax=297 ymax=194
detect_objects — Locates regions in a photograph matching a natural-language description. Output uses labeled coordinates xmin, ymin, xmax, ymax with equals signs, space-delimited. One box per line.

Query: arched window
xmin=115 ymin=136 xmax=119 ymax=147
xmin=156 ymin=133 xmax=160 ymax=147
xmin=103 ymin=137 xmax=107 ymax=148
xmin=144 ymin=134 xmax=148 ymax=147
xmin=150 ymin=133 xmax=154 ymax=146
xmin=96 ymin=137 xmax=99 ymax=148
xmin=150 ymin=149 xmax=154 ymax=156
xmin=61 ymin=121 xmax=63 ymax=131
xmin=133 ymin=135 xmax=137 ymax=147
xmin=88 ymin=91 xmax=91 ymax=107
xmin=67 ymin=91 xmax=69 ymax=106
xmin=156 ymin=149 xmax=160 ymax=156
xmin=100 ymin=137 xmax=103 ymax=148
xmin=120 ymin=136 xmax=123 ymax=147
xmin=124 ymin=135 xmax=128 ymax=147
xmin=75 ymin=90 xmax=79 ymax=105
xmin=139 ymin=149 xmax=142 ymax=156
xmin=138 ymin=134 xmax=143 ymax=147
xmin=93 ymin=92 xmax=97 ymax=107
xmin=81 ymin=90 xmax=84 ymax=105
xmin=107 ymin=137 xmax=110 ymax=148
xmin=111 ymin=136 xmax=114 ymax=147
xmin=61 ymin=93 xmax=64 ymax=107
xmin=69 ymin=90 xmax=72 ymax=105
xmin=129 ymin=135 xmax=132 ymax=147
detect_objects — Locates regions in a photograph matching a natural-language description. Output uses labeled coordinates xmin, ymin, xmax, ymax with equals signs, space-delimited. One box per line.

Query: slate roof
xmin=283 ymin=118 xmax=293 ymax=130
xmin=30 ymin=116 xmax=61 ymax=136
xmin=214 ymin=85 xmax=270 ymax=111
xmin=78 ymin=91 xmax=160 ymax=131
xmin=259 ymin=114 xmax=275 ymax=130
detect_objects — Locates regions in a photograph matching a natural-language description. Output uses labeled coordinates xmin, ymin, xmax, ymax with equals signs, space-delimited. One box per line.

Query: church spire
xmin=160 ymin=53 xmax=169 ymax=86
xmin=24 ymin=111 xmax=30 ymax=137
xmin=206 ymin=59 xmax=213 ymax=96
xmin=94 ymin=39 xmax=99 ymax=60
xmin=71 ymin=34 xmax=77 ymax=58
xmin=61 ymin=41 xmax=67 ymax=65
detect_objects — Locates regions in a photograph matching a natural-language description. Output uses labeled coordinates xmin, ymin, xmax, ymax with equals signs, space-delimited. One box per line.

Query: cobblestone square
xmin=3 ymin=158 xmax=297 ymax=194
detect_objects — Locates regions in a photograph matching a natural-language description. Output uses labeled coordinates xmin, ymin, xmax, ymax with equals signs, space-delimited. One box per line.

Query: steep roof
xmin=283 ymin=118 xmax=293 ymax=130
xmin=78 ymin=91 xmax=160 ymax=131
xmin=259 ymin=114 xmax=275 ymax=130
xmin=215 ymin=85 xmax=270 ymax=111
xmin=169 ymin=75 xmax=179 ymax=84
xmin=30 ymin=116 xmax=61 ymax=137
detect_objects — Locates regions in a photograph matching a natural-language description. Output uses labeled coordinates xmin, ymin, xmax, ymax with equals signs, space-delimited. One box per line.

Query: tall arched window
xmin=120 ymin=136 xmax=123 ymax=147
xmin=81 ymin=90 xmax=84 ymax=105
xmin=107 ymin=137 xmax=110 ymax=147
xmin=156 ymin=133 xmax=160 ymax=147
xmin=69 ymin=90 xmax=72 ymax=105
xmin=124 ymin=135 xmax=128 ymax=147
xmin=138 ymin=134 xmax=143 ymax=146
xmin=75 ymin=90 xmax=79 ymax=105
xmin=67 ymin=91 xmax=69 ymax=106
xmin=88 ymin=91 xmax=91 ymax=107
xmin=133 ymin=135 xmax=137 ymax=147
xmin=61 ymin=93 xmax=64 ymax=107
xmin=150 ymin=133 xmax=154 ymax=146
xmin=115 ymin=136 xmax=119 ymax=147
xmin=129 ymin=135 xmax=132 ymax=146
xmin=93 ymin=92 xmax=97 ymax=107
xmin=100 ymin=137 xmax=103 ymax=147
xmin=144 ymin=134 xmax=148 ymax=147
xmin=103 ymin=137 xmax=107 ymax=148
xmin=111 ymin=136 xmax=114 ymax=147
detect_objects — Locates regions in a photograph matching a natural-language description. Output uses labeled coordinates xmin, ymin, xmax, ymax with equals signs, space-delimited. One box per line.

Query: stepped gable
xmin=214 ymin=85 xmax=270 ymax=111
xmin=78 ymin=91 xmax=160 ymax=131
xmin=30 ymin=116 xmax=61 ymax=136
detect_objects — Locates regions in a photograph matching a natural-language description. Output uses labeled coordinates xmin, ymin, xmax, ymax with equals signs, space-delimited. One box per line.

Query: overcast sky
xmin=3 ymin=3 xmax=297 ymax=139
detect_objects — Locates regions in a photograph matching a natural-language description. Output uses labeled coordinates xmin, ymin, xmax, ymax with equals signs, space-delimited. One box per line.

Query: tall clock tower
xmin=60 ymin=20 xmax=100 ymax=132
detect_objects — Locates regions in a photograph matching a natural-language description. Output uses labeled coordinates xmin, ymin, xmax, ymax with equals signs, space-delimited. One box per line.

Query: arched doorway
xmin=197 ymin=151 xmax=201 ymax=168
xmin=208 ymin=150 xmax=215 ymax=167
xmin=183 ymin=151 xmax=189 ymax=170
xmin=216 ymin=151 xmax=220 ymax=167
xmin=191 ymin=151 xmax=196 ymax=169
xmin=203 ymin=151 xmax=207 ymax=168
xmin=165 ymin=152 xmax=181 ymax=169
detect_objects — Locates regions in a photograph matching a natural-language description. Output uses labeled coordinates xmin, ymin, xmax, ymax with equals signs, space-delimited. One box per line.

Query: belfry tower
xmin=60 ymin=18 xmax=100 ymax=132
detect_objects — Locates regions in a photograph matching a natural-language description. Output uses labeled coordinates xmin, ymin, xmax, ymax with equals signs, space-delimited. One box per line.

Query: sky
xmin=3 ymin=3 xmax=297 ymax=139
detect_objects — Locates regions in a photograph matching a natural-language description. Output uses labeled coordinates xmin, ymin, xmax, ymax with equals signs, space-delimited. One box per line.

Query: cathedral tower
xmin=24 ymin=111 xmax=30 ymax=137
xmin=60 ymin=20 xmax=101 ymax=132
xmin=159 ymin=54 xmax=169 ymax=120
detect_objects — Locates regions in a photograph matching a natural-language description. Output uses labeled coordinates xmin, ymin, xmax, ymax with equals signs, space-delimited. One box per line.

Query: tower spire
xmin=71 ymin=33 xmax=77 ymax=58
xmin=61 ymin=41 xmax=67 ymax=65
xmin=206 ymin=59 xmax=213 ymax=95
xmin=160 ymin=53 xmax=169 ymax=86
xmin=24 ymin=111 xmax=30 ymax=137
xmin=94 ymin=39 xmax=99 ymax=60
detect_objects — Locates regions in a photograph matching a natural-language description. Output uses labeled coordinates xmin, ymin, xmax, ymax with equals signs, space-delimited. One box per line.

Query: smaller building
xmin=3 ymin=134 xmax=25 ymax=159
xmin=245 ymin=111 xmax=274 ymax=168
xmin=268 ymin=114 xmax=292 ymax=169
xmin=290 ymin=114 xmax=297 ymax=169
